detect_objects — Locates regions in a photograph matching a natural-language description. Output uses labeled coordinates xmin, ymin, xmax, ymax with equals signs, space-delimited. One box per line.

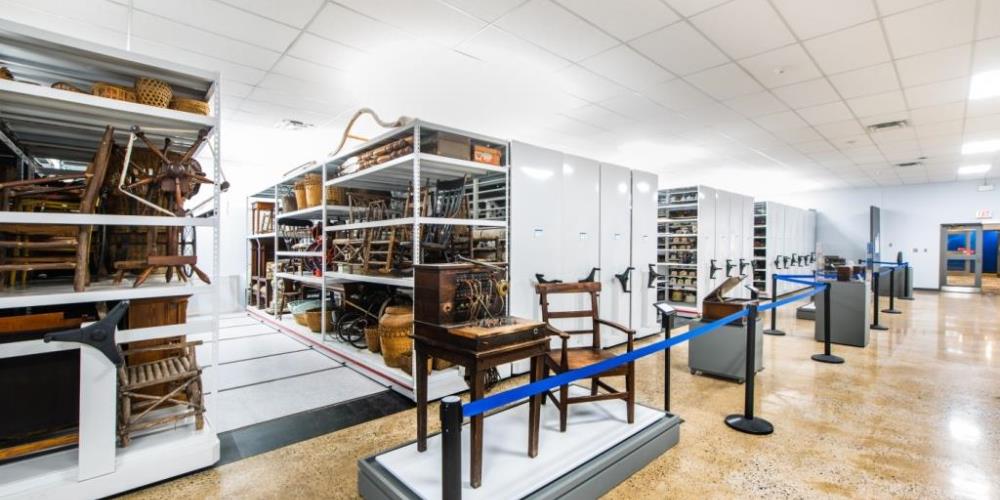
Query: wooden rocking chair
xmin=536 ymin=281 xmax=635 ymax=432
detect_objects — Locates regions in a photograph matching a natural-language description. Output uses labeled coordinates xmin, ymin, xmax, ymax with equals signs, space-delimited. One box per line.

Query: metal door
xmin=940 ymin=223 xmax=983 ymax=292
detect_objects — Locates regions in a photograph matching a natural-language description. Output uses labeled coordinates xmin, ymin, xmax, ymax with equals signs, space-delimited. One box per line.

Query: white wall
xmin=773 ymin=180 xmax=999 ymax=289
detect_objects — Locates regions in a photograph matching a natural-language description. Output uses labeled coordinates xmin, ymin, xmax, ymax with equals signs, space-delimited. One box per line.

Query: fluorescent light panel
xmin=961 ymin=139 xmax=1000 ymax=155
xmin=957 ymin=164 xmax=991 ymax=175
xmin=969 ymin=70 xmax=1000 ymax=100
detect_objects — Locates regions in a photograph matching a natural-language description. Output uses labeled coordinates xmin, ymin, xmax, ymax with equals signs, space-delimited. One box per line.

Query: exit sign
xmin=976 ymin=208 xmax=993 ymax=219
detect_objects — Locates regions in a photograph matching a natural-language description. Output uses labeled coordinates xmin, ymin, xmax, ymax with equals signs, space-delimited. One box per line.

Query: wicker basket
xmin=0 ymin=66 xmax=12 ymax=80
xmin=379 ymin=307 xmax=412 ymax=368
xmin=293 ymin=311 xmax=308 ymax=326
xmin=51 ymin=82 xmax=84 ymax=93
xmin=282 ymin=193 xmax=298 ymax=212
xmin=327 ymin=186 xmax=347 ymax=205
xmin=433 ymin=358 xmax=454 ymax=370
xmin=398 ymin=352 xmax=432 ymax=376
xmin=135 ymin=77 xmax=172 ymax=108
xmin=364 ymin=326 xmax=381 ymax=353
xmin=170 ymin=97 xmax=210 ymax=115
xmin=304 ymin=173 xmax=322 ymax=208
xmin=293 ymin=181 xmax=307 ymax=210
xmin=92 ymin=82 xmax=136 ymax=103
xmin=305 ymin=308 xmax=332 ymax=333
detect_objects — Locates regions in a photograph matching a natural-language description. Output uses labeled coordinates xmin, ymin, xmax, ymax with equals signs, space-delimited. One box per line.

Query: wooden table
xmin=414 ymin=317 xmax=548 ymax=489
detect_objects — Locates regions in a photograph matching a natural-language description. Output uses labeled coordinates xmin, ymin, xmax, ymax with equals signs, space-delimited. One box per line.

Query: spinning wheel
xmin=121 ymin=126 xmax=218 ymax=216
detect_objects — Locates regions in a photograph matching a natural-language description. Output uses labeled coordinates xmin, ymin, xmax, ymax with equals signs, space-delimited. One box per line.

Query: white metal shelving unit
xmin=247 ymin=120 xmax=509 ymax=401
xmin=753 ymin=202 xmax=768 ymax=293
xmin=658 ymin=187 xmax=700 ymax=314
xmin=0 ymin=20 xmax=220 ymax=498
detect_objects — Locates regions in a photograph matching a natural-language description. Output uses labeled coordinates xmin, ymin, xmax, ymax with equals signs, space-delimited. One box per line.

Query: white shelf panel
xmin=325 ymin=153 xmax=506 ymax=190
xmin=325 ymin=271 xmax=414 ymax=287
xmin=275 ymin=272 xmax=328 ymax=287
xmin=326 ymin=216 xmax=507 ymax=232
xmin=0 ymin=212 xmax=217 ymax=227
xmin=276 ymin=205 xmax=350 ymax=221
xmin=664 ymin=263 xmax=697 ymax=268
xmin=0 ymin=278 xmax=212 ymax=309
xmin=247 ymin=232 xmax=275 ymax=239
xmin=276 ymin=251 xmax=322 ymax=257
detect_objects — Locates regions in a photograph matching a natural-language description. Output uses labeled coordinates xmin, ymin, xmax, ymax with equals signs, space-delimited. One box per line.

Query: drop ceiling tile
xmin=843 ymin=146 xmax=885 ymax=162
xmin=442 ymin=0 xmax=525 ymax=22
xmin=830 ymin=134 xmax=874 ymax=149
xmin=724 ymin=92 xmax=789 ymax=117
xmin=916 ymin=119 xmax=965 ymax=137
xmin=286 ymin=33 xmax=367 ymax=72
xmin=563 ymin=103 xmax=633 ymax=129
xmin=685 ymin=63 xmax=763 ymax=100
xmin=857 ymin=111 xmax=910 ymax=127
xmin=129 ymin=38 xmax=266 ymax=84
xmin=218 ymin=0 xmax=323 ymax=28
xmin=555 ymin=0 xmax=680 ymax=41
xmin=846 ymin=90 xmax=907 ymax=117
xmin=598 ymin=93 xmax=666 ymax=120
xmin=580 ymin=45 xmax=673 ymax=91
xmin=794 ymin=140 xmax=836 ymax=154
xmin=804 ymin=22 xmax=890 ymax=75
xmin=130 ymin=0 xmax=299 ymax=51
xmin=973 ymin=37 xmax=1000 ymax=72
xmin=827 ymin=63 xmax=899 ymax=100
xmin=772 ymin=78 xmax=840 ymax=108
xmin=872 ymin=129 xmax=919 ymax=145
xmin=967 ymin=96 xmax=1000 ymax=117
xmin=772 ymin=126 xmax=822 ymax=143
xmin=965 ymin=113 xmax=1000 ymax=133
xmin=920 ymin=134 xmax=964 ymax=148
xmin=739 ymin=44 xmax=822 ymax=88
xmin=754 ymin=110 xmax=809 ymax=131
xmin=496 ymin=0 xmax=618 ymax=61
xmin=682 ymin=101 xmax=747 ymax=125
xmin=689 ymin=0 xmax=796 ymax=59
xmin=268 ymin=56 xmax=352 ymax=88
xmin=903 ymin=77 xmax=969 ymax=108
xmin=555 ymin=65 xmax=629 ymax=101
xmin=979 ymin=0 xmax=1000 ymax=40
xmin=808 ymin=150 xmax=850 ymax=163
xmin=644 ymin=78 xmax=715 ymax=111
xmin=663 ymin=0 xmax=730 ymax=17
xmin=895 ymin=44 xmax=972 ymax=88
xmin=814 ymin=119 xmax=865 ymax=138
xmin=882 ymin=0 xmax=975 ymax=58
xmin=456 ymin=26 xmax=570 ymax=70
xmin=630 ymin=22 xmax=729 ymax=76
xmin=798 ymin=101 xmax=855 ymax=125
xmin=130 ymin=12 xmax=280 ymax=70
xmin=771 ymin=0 xmax=876 ymax=40
xmin=309 ymin=3 xmax=412 ymax=52
xmin=542 ymin=114 xmax=606 ymax=136
xmin=334 ymin=0 xmax=486 ymax=46
xmin=908 ymin=101 xmax=967 ymax=124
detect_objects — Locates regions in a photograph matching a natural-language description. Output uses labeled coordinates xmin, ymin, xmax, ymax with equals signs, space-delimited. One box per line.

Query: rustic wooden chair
xmin=0 ymin=126 xmax=114 ymax=291
xmin=535 ymin=281 xmax=635 ymax=432
xmin=118 ymin=338 xmax=205 ymax=447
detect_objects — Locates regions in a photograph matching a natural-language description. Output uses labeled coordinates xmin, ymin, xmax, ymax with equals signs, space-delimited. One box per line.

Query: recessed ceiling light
xmin=969 ymin=70 xmax=1000 ymax=100
xmin=957 ymin=164 xmax=992 ymax=175
xmin=961 ymin=139 xmax=1000 ymax=155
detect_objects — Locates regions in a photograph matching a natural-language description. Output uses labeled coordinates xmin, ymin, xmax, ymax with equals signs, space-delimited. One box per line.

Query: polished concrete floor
xmin=124 ymin=290 xmax=999 ymax=499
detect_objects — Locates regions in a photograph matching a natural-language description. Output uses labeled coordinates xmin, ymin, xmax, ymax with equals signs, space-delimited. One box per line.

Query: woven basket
xmin=364 ymin=326 xmax=381 ymax=353
xmin=293 ymin=181 xmax=307 ymax=210
xmin=52 ymin=82 xmax=84 ymax=93
xmin=170 ymin=97 xmax=209 ymax=115
xmin=135 ymin=77 xmax=172 ymax=108
xmin=304 ymin=173 xmax=322 ymax=207
xmin=92 ymin=82 xmax=136 ymax=103
xmin=293 ymin=311 xmax=308 ymax=326
xmin=0 ymin=66 xmax=12 ymax=80
xmin=327 ymin=186 xmax=347 ymax=205
xmin=398 ymin=353 xmax=432 ymax=376
xmin=305 ymin=308 xmax=332 ymax=333
xmin=432 ymin=358 xmax=454 ymax=370
xmin=379 ymin=307 xmax=412 ymax=368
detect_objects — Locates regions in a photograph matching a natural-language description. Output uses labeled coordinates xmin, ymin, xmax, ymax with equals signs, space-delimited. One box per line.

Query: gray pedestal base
xmin=796 ymin=302 xmax=815 ymax=320
xmin=814 ymin=280 xmax=871 ymax=348
xmin=357 ymin=415 xmax=681 ymax=500
xmin=877 ymin=267 xmax=913 ymax=298
xmin=689 ymin=319 xmax=763 ymax=383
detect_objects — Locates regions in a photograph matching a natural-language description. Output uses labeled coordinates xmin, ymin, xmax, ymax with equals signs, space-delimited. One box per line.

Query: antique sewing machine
xmin=412 ymin=260 xmax=547 ymax=489
xmin=701 ymin=275 xmax=759 ymax=326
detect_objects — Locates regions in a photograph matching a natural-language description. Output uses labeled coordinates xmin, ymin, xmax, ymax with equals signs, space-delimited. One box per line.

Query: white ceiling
xmin=3 ymin=0 xmax=1000 ymax=196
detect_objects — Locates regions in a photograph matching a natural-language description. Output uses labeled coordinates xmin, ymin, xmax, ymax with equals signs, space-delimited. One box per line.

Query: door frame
xmin=939 ymin=223 xmax=983 ymax=292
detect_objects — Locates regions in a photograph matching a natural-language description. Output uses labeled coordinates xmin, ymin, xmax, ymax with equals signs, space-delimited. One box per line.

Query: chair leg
xmin=118 ymin=391 xmax=131 ymax=447
xmin=541 ymin=364 xmax=549 ymax=405
xmin=134 ymin=266 xmax=156 ymax=287
xmin=626 ymin=362 xmax=635 ymax=424
xmin=187 ymin=378 xmax=204 ymax=431
xmin=559 ymin=384 xmax=568 ymax=432
xmin=590 ymin=377 xmax=599 ymax=396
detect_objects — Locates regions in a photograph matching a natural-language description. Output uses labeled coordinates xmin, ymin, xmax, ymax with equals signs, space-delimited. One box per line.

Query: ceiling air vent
xmin=895 ymin=161 xmax=922 ymax=168
xmin=866 ymin=119 xmax=909 ymax=133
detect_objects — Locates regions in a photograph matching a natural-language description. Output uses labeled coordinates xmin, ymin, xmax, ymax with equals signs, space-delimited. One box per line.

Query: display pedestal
xmin=814 ymin=280 xmax=871 ymax=348
xmin=358 ymin=386 xmax=679 ymax=499
xmin=796 ymin=302 xmax=815 ymax=320
xmin=877 ymin=267 xmax=912 ymax=298
xmin=688 ymin=319 xmax=763 ymax=383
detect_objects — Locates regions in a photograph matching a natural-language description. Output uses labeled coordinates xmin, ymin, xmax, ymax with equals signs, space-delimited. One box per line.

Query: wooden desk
xmin=414 ymin=317 xmax=548 ymax=489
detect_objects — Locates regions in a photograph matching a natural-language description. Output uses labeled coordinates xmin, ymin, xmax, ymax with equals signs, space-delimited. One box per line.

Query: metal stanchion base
xmin=811 ymin=353 xmax=844 ymax=364
xmin=870 ymin=324 xmax=889 ymax=331
xmin=763 ymin=329 xmax=785 ymax=336
xmin=724 ymin=414 xmax=773 ymax=435
xmin=882 ymin=308 xmax=902 ymax=314
xmin=899 ymin=296 xmax=915 ymax=301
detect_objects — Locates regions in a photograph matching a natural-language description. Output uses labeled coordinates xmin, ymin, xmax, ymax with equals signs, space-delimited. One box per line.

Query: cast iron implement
xmin=43 ymin=301 xmax=130 ymax=366
xmin=614 ymin=266 xmax=634 ymax=292
xmin=648 ymin=263 xmax=665 ymax=289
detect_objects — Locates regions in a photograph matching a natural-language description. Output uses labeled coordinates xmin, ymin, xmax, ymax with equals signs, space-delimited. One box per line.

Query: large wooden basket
xmin=170 ymin=97 xmax=210 ymax=115
xmin=92 ymin=82 xmax=136 ymax=103
xmin=379 ymin=307 xmax=413 ymax=368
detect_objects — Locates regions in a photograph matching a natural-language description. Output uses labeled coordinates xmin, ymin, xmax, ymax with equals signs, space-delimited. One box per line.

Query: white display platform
xmin=376 ymin=386 xmax=664 ymax=499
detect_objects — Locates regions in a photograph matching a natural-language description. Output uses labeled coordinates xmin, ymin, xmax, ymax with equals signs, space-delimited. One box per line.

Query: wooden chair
xmin=0 ymin=126 xmax=114 ymax=291
xmin=535 ymin=281 xmax=635 ymax=432
xmin=118 ymin=338 xmax=205 ymax=447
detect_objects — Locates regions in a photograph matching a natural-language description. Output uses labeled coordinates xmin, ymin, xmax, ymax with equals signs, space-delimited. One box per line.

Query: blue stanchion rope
xmin=759 ymin=285 xmax=825 ymax=312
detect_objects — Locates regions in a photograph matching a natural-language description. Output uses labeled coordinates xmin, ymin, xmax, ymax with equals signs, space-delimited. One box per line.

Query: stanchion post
xmin=812 ymin=283 xmax=844 ymax=364
xmin=724 ymin=303 xmax=773 ymax=435
xmin=900 ymin=263 xmax=914 ymax=300
xmin=883 ymin=266 xmax=901 ymax=314
xmin=763 ymin=273 xmax=785 ymax=336
xmin=663 ymin=313 xmax=674 ymax=413
xmin=441 ymin=396 xmax=462 ymax=500
xmin=871 ymin=269 xmax=888 ymax=331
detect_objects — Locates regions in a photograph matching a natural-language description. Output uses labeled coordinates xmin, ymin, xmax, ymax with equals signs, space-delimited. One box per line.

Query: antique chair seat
xmin=545 ymin=347 xmax=626 ymax=375
xmin=123 ymin=355 xmax=199 ymax=390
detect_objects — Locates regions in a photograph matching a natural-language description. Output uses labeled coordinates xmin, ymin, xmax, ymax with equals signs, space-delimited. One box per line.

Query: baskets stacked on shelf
xmin=135 ymin=77 xmax=172 ymax=108
xmin=51 ymin=82 xmax=84 ymax=93
xmin=92 ymin=82 xmax=136 ymax=103
xmin=170 ymin=97 xmax=210 ymax=115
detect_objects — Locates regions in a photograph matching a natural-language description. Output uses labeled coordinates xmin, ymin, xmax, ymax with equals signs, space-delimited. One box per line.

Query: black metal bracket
xmin=725 ymin=259 xmax=735 ymax=277
xmin=738 ymin=258 xmax=750 ymax=274
xmin=710 ymin=259 xmax=720 ymax=279
xmin=790 ymin=253 xmax=798 ymax=267
xmin=615 ymin=267 xmax=634 ymax=293
xmin=648 ymin=263 xmax=665 ymax=289
xmin=535 ymin=273 xmax=562 ymax=284
xmin=579 ymin=267 xmax=600 ymax=283
xmin=44 ymin=301 xmax=129 ymax=367
xmin=783 ymin=256 xmax=791 ymax=268
xmin=774 ymin=255 xmax=782 ymax=270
